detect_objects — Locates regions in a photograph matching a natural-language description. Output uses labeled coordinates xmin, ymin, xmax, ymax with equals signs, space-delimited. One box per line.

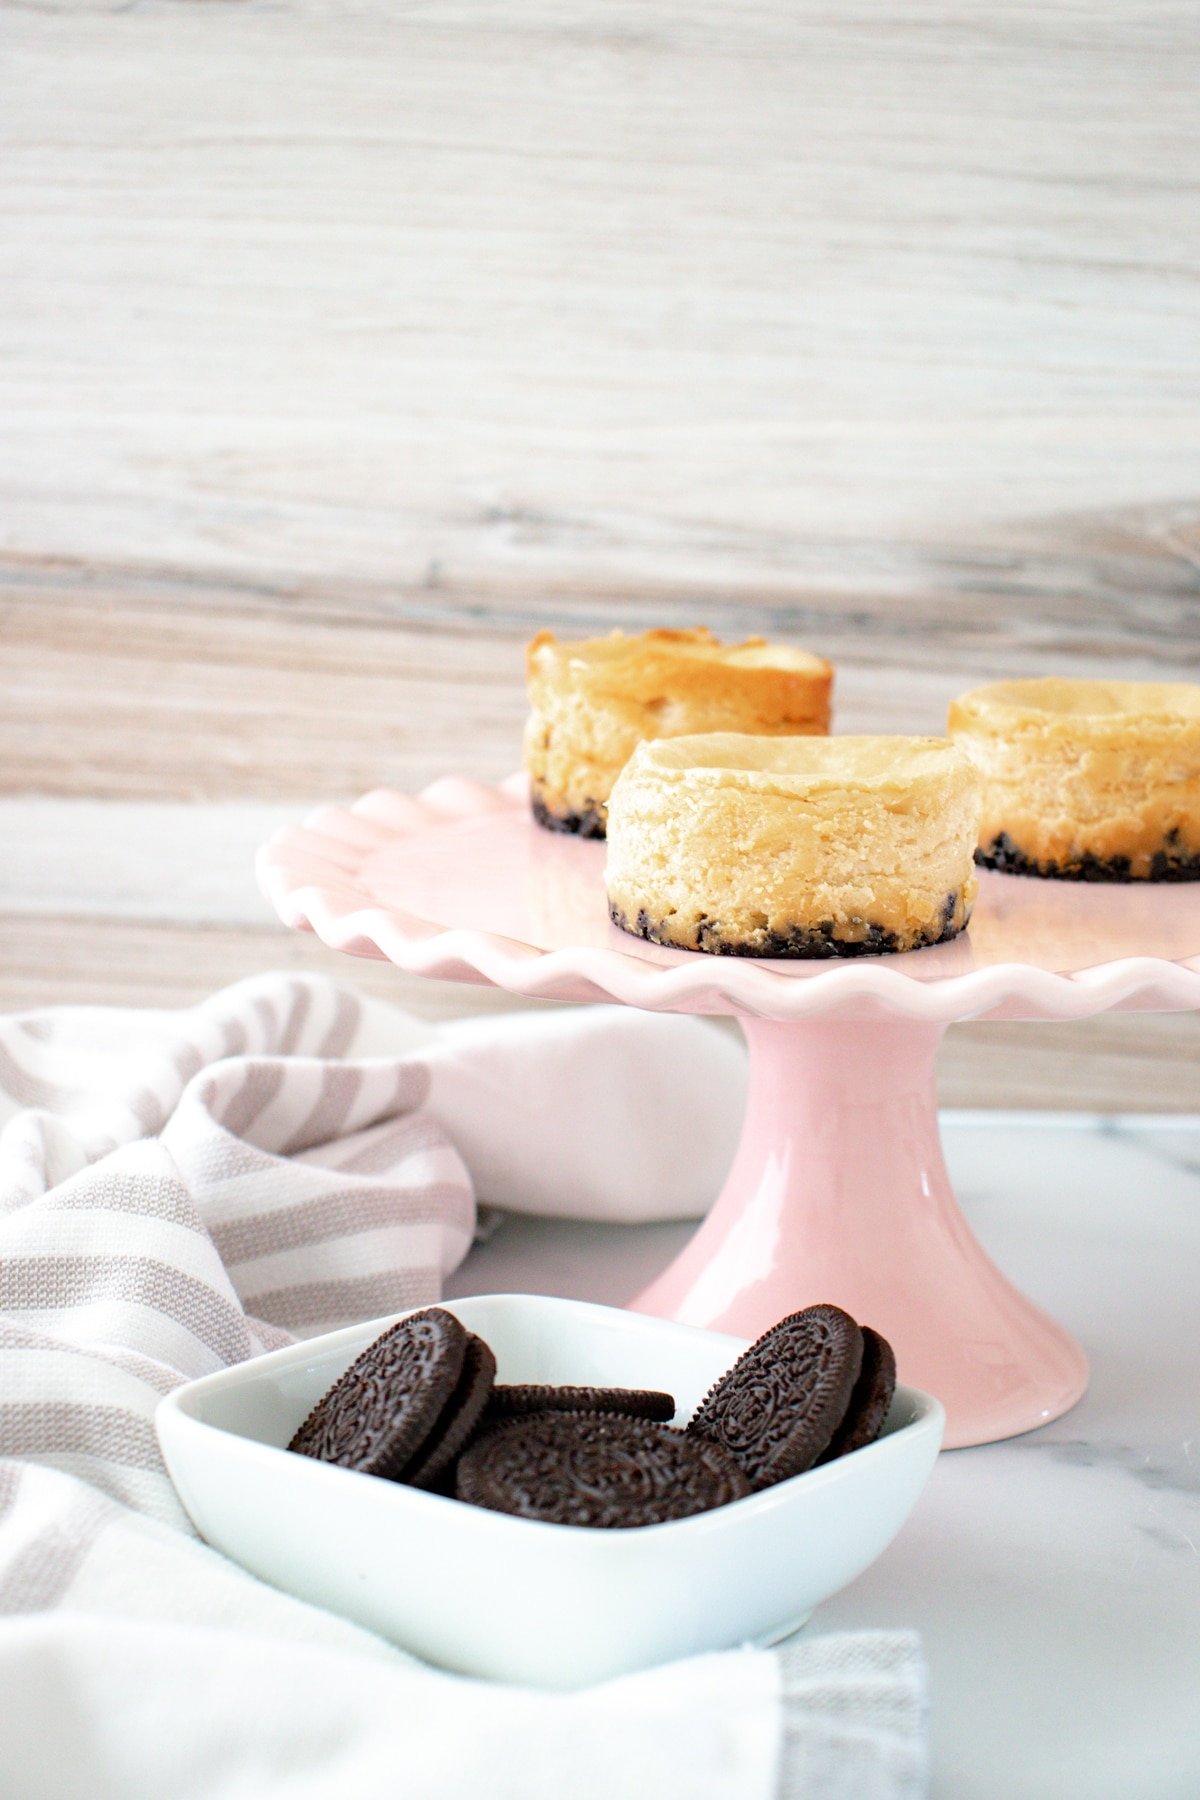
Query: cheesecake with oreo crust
xmin=949 ymin=678 xmax=1200 ymax=881
xmin=524 ymin=627 xmax=832 ymax=838
xmin=605 ymin=734 xmax=981 ymax=957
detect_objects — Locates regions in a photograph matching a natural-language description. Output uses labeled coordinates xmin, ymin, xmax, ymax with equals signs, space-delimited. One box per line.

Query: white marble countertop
xmin=446 ymin=1112 xmax=1200 ymax=1800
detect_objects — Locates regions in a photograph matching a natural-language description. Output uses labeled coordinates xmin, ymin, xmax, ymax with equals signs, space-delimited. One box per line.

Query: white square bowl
xmin=156 ymin=1294 xmax=943 ymax=1688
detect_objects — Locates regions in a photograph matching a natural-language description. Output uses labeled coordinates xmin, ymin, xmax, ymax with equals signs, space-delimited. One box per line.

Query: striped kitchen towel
xmin=0 ymin=973 xmax=925 ymax=1800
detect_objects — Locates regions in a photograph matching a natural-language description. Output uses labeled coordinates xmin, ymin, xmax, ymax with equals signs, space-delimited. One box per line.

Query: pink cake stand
xmin=259 ymin=775 xmax=1200 ymax=1448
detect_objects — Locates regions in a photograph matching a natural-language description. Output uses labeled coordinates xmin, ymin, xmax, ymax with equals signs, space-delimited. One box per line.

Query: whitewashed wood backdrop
xmin=2 ymin=1 xmax=1198 ymax=1106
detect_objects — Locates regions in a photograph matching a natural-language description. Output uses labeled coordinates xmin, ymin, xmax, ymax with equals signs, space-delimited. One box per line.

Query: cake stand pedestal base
xmin=631 ymin=1016 xmax=1089 ymax=1448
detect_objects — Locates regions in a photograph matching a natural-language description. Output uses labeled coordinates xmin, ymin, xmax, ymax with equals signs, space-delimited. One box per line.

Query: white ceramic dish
xmin=157 ymin=1294 xmax=944 ymax=1689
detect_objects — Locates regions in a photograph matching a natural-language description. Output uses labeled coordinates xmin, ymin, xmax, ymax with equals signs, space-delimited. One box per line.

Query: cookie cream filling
xmin=604 ymin=734 xmax=981 ymax=957
xmin=949 ymin=678 xmax=1200 ymax=880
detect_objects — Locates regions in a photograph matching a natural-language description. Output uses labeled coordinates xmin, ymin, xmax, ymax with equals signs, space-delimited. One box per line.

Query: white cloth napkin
xmin=0 ymin=972 xmax=928 ymax=1799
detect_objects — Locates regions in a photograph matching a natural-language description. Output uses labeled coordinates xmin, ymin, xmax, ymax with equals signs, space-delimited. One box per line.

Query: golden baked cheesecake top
xmin=949 ymin=676 xmax=1200 ymax=880
xmin=950 ymin=677 xmax=1200 ymax=730
xmin=622 ymin=731 xmax=966 ymax=795
xmin=528 ymin=630 xmax=831 ymax=712
xmin=524 ymin=626 xmax=833 ymax=837
xmin=605 ymin=733 xmax=981 ymax=957
xmin=529 ymin=625 xmax=830 ymax=680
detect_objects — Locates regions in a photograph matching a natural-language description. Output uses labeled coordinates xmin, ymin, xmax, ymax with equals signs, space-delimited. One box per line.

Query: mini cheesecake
xmin=949 ymin=678 xmax=1200 ymax=881
xmin=605 ymin=734 xmax=981 ymax=958
xmin=524 ymin=627 xmax=833 ymax=838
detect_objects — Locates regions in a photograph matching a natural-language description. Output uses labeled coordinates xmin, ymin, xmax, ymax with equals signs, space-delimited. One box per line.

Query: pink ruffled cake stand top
xmin=258 ymin=774 xmax=1200 ymax=1449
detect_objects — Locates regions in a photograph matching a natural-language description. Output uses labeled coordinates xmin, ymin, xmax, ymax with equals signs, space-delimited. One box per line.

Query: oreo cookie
xmin=288 ymin=1307 xmax=468 ymax=1480
xmin=688 ymin=1304 xmax=864 ymax=1488
xmin=817 ymin=1326 xmax=896 ymax=1464
xmin=456 ymin=1410 xmax=751 ymax=1527
xmin=404 ymin=1333 xmax=498 ymax=1492
xmin=485 ymin=1384 xmax=675 ymax=1425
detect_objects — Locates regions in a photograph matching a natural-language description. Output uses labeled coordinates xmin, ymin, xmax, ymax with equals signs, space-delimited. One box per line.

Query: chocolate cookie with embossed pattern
xmin=484 ymin=1384 xmax=675 ymax=1425
xmin=287 ymin=1307 xmax=468 ymax=1479
xmin=687 ymin=1304 xmax=863 ymax=1488
xmin=456 ymin=1410 xmax=750 ymax=1527
xmin=816 ymin=1325 xmax=896 ymax=1464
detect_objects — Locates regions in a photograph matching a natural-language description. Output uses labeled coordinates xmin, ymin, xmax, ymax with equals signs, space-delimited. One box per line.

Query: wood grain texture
xmin=2 ymin=569 xmax=1196 ymax=806
xmin=1 ymin=1 xmax=1197 ymax=1105
xmin=0 ymin=913 xmax=552 ymax=1024
xmin=3 ymin=3 xmax=1200 ymax=591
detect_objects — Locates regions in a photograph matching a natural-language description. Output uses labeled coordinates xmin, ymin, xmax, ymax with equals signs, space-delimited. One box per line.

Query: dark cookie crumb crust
xmin=531 ymin=794 xmax=607 ymax=839
xmin=609 ymin=892 xmax=964 ymax=959
xmin=978 ymin=831 xmax=1200 ymax=883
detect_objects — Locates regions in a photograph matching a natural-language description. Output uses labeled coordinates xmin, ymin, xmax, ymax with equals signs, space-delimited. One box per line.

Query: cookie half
xmin=688 ymin=1304 xmax=864 ymax=1487
xmin=484 ymin=1384 xmax=676 ymax=1425
xmin=287 ymin=1307 xmax=468 ymax=1480
xmin=456 ymin=1411 xmax=750 ymax=1528
xmin=403 ymin=1332 xmax=498 ymax=1492
xmin=816 ymin=1325 xmax=896 ymax=1464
